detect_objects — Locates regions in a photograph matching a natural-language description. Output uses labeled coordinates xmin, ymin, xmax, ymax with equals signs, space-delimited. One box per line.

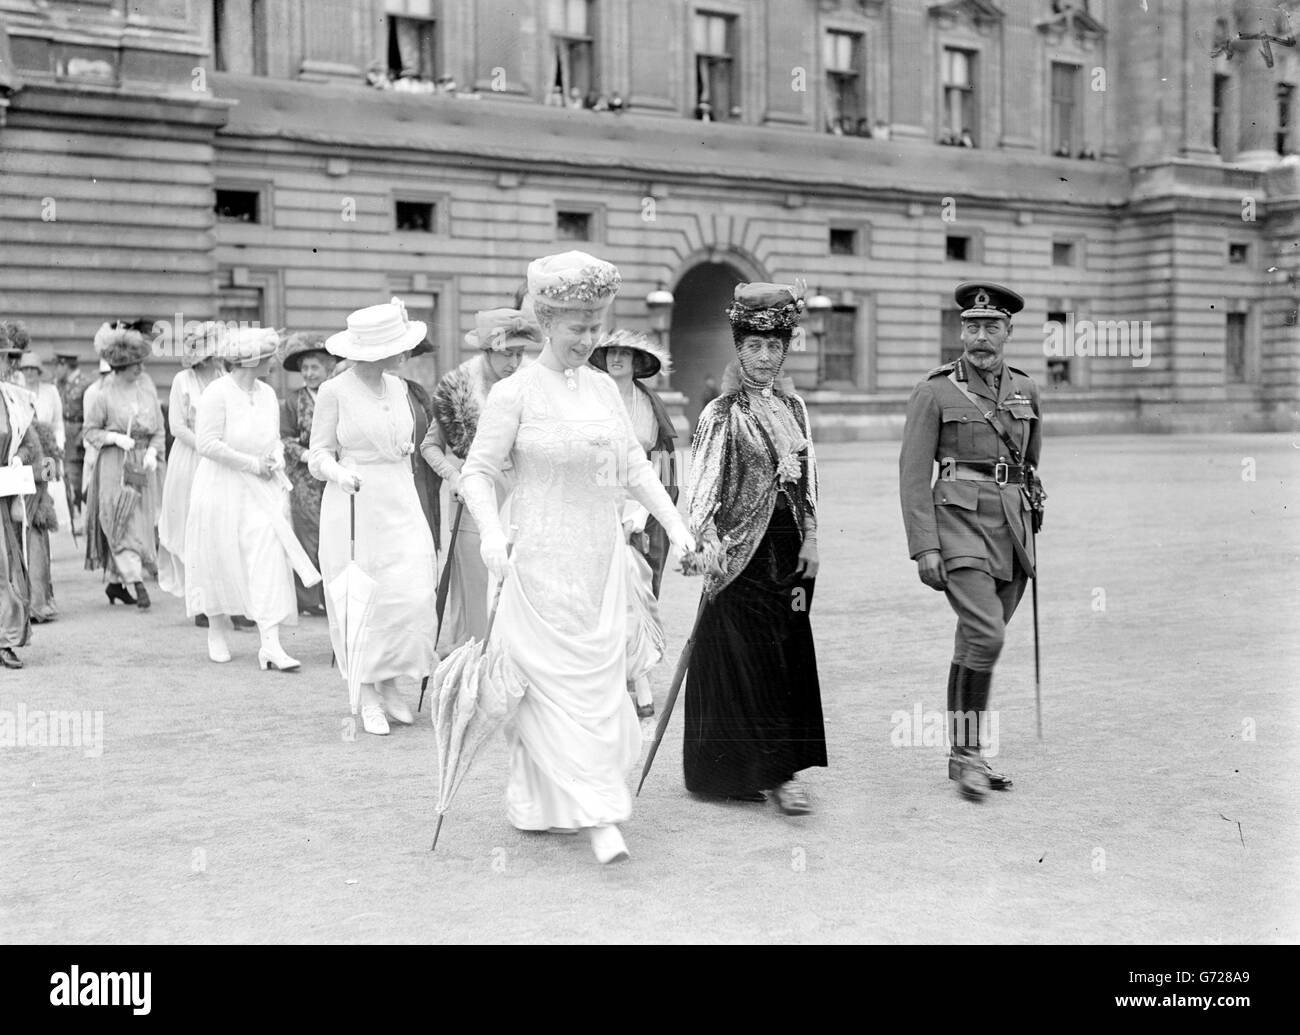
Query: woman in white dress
xmin=421 ymin=307 xmax=537 ymax=653
xmin=309 ymin=298 xmax=438 ymax=736
xmin=460 ymin=252 xmax=694 ymax=864
xmin=185 ymin=328 xmax=318 ymax=670
xmin=158 ymin=321 xmax=223 ymax=605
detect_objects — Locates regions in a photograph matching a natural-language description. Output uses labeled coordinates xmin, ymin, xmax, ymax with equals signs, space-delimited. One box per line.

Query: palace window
xmin=556 ymin=210 xmax=592 ymax=241
xmin=1052 ymin=240 xmax=1076 ymax=267
xmin=1045 ymin=309 xmax=1071 ymax=387
xmin=549 ymin=0 xmax=595 ymax=106
xmin=395 ymin=200 xmax=436 ymax=232
xmin=945 ymin=234 xmax=970 ymax=261
xmin=694 ymin=12 xmax=738 ymax=121
xmin=1050 ymin=62 xmax=1080 ymax=157
xmin=822 ymin=306 xmax=858 ymax=384
xmin=940 ymin=47 xmax=976 ymax=145
xmin=213 ymin=0 xmax=267 ymax=76
xmin=1278 ymin=83 xmax=1295 ymax=154
xmin=215 ymin=188 xmax=260 ymax=224
xmin=824 ymin=30 xmax=865 ymax=135
xmin=1225 ymin=312 xmax=1248 ymax=383
xmin=1228 ymin=242 xmax=1249 ymax=264
xmin=1212 ymin=74 xmax=1230 ymax=153
xmin=387 ymin=0 xmax=438 ymax=82
xmin=829 ymin=227 xmax=858 ymax=256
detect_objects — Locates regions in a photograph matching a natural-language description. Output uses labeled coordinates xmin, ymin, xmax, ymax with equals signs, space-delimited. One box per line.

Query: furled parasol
xmin=429 ymin=538 xmax=525 ymax=851
xmin=107 ymin=413 xmax=141 ymax=545
xmin=326 ymin=493 xmax=378 ymax=715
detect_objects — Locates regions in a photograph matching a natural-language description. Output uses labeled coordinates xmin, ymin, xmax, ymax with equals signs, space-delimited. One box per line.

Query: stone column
xmin=1233 ymin=0 xmax=1278 ymax=166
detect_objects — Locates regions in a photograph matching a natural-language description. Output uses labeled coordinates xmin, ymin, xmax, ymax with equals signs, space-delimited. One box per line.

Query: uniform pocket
xmin=940 ymin=406 xmax=978 ymax=456
xmin=933 ymin=479 xmax=979 ymax=511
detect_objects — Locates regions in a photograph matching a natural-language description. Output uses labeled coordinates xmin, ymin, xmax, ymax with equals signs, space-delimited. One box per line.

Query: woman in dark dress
xmin=683 ymin=281 xmax=826 ymax=815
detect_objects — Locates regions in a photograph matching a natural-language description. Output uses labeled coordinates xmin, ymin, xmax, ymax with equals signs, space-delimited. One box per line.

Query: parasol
xmin=429 ymin=536 xmax=525 ymax=851
xmin=326 ymin=492 xmax=378 ymax=715
xmin=107 ymin=413 xmax=141 ymax=546
xmin=635 ymin=590 xmax=709 ymax=796
xmin=418 ymin=498 xmax=464 ymax=713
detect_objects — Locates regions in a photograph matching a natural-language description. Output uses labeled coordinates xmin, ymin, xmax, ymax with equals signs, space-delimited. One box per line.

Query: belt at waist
xmin=943 ymin=460 xmax=1025 ymax=486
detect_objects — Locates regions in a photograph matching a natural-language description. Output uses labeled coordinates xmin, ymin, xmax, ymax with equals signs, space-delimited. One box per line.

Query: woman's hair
xmin=732 ymin=326 xmax=793 ymax=350
xmin=531 ymin=300 xmax=604 ymax=333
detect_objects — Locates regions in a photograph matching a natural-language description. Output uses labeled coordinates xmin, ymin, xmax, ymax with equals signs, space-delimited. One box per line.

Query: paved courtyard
xmin=2 ymin=432 xmax=1297 ymax=943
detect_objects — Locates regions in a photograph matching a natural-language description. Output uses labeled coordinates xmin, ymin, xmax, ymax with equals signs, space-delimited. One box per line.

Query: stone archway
xmin=669 ymin=253 xmax=767 ymax=426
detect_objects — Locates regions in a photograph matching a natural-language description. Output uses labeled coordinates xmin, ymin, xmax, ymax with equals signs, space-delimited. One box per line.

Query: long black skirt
xmin=683 ymin=504 xmax=827 ymax=796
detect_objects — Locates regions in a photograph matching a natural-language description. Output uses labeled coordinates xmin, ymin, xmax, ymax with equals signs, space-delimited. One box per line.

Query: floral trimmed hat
xmin=589 ymin=328 xmax=672 ymax=380
xmin=725 ymin=281 xmax=807 ymax=333
xmin=526 ymin=250 xmax=621 ymax=311
xmin=93 ymin=321 xmax=150 ymax=369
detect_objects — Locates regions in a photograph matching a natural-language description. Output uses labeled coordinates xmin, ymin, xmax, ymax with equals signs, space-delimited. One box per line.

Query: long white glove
xmin=480 ymin=528 xmax=509 ymax=580
xmin=142 ymin=447 xmax=158 ymax=473
xmin=108 ymin=432 xmax=135 ymax=450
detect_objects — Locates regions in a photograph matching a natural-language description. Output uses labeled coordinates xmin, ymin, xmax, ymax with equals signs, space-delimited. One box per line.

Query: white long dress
xmin=461 ymin=363 xmax=685 ymax=831
xmin=308 ymin=369 xmax=437 ymax=688
xmin=159 ymin=367 xmax=218 ymax=596
xmin=184 ymin=377 xmax=298 ymax=625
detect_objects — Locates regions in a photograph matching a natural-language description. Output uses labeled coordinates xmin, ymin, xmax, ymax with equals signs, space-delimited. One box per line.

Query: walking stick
xmin=419 ymin=499 xmax=464 ymax=712
xmin=1032 ymin=532 xmax=1042 ymax=740
xmin=329 ymin=492 xmax=359 ymax=671
xmin=636 ymin=589 xmax=710 ymax=796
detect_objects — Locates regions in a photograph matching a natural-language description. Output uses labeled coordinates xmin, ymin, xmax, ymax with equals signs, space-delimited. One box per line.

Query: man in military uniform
xmin=54 ymin=352 xmax=86 ymax=517
xmin=899 ymin=282 xmax=1042 ymax=801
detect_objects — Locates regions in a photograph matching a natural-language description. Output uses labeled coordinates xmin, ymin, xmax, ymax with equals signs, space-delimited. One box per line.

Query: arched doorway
xmin=670 ymin=261 xmax=749 ymax=427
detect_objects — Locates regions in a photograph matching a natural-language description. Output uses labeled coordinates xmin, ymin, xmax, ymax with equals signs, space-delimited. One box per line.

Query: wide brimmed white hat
xmin=326 ymin=297 xmax=427 ymax=361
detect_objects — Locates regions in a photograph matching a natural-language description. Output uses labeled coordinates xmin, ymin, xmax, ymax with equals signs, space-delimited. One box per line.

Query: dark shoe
xmin=954 ymin=757 xmax=990 ymax=801
xmin=133 ymin=582 xmax=150 ymax=610
xmin=0 ymin=648 xmax=23 ymax=669
xmin=231 ymin=614 xmax=256 ymax=630
xmin=726 ymin=791 xmax=768 ymax=803
xmin=949 ymin=755 xmax=1012 ymax=791
xmin=105 ymin=583 xmax=137 ymax=606
xmin=194 ymin=614 xmax=209 ymax=628
xmin=771 ymin=779 xmax=813 ymax=815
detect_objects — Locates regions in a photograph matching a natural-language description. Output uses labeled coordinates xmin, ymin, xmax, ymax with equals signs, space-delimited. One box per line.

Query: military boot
xmin=954 ymin=667 xmax=1012 ymax=794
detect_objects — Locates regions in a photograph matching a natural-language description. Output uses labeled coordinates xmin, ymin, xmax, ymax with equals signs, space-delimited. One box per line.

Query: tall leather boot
xmin=960 ymin=667 xmax=1012 ymax=793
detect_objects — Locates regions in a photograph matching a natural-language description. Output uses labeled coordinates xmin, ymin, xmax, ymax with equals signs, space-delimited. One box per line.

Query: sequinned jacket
xmin=687 ymin=364 xmax=819 ymax=598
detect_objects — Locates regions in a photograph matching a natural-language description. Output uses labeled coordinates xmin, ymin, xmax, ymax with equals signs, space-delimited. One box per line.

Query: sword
xmin=1032 ymin=531 xmax=1042 ymax=740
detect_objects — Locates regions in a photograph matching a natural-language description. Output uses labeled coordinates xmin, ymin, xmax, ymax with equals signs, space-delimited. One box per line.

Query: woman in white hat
xmin=421 ymin=307 xmax=539 ymax=653
xmin=184 ymin=327 xmax=318 ymax=669
xmin=185 ymin=328 xmax=317 ymax=670
xmin=17 ymin=351 xmax=64 ymax=624
xmin=83 ymin=321 xmax=166 ymax=610
xmin=309 ymin=298 xmax=438 ymax=735
xmin=459 ymin=252 xmax=696 ymax=864
xmin=589 ymin=330 xmax=679 ymax=719
xmin=158 ymin=321 xmax=224 ymax=606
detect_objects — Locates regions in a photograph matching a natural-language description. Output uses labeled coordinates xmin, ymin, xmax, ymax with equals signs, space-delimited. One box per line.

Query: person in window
xmin=684 ymin=282 xmax=827 ymax=815
xmin=83 ymin=322 xmax=166 ymax=610
xmin=459 ymin=251 xmax=694 ymax=864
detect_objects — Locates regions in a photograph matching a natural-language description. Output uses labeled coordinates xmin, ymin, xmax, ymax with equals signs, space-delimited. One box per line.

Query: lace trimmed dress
xmin=460 ymin=363 xmax=685 ymax=831
xmin=308 ymin=369 xmax=437 ymax=688
xmin=159 ymin=367 xmax=219 ymax=597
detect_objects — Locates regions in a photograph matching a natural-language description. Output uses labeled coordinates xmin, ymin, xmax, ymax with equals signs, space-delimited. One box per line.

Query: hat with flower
xmin=463 ymin=308 xmax=543 ymax=352
xmin=526 ymin=251 xmax=621 ymax=311
xmin=725 ymin=280 xmax=808 ymax=333
xmin=93 ymin=321 xmax=150 ymax=369
xmin=326 ymin=297 xmax=427 ymax=361
xmin=223 ymin=326 xmax=284 ymax=368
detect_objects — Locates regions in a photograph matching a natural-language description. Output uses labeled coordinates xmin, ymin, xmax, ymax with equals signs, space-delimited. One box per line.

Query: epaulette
xmin=1006 ymin=364 xmax=1034 ymax=379
xmin=924 ymin=362 xmax=956 ymax=379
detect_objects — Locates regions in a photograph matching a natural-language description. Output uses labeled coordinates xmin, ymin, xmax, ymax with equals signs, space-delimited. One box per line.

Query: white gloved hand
xmin=142 ymin=447 xmax=158 ymax=473
xmin=670 ymin=526 xmax=697 ymax=556
xmin=337 ymin=470 xmax=362 ymax=493
xmin=109 ymin=432 xmax=135 ymax=450
xmin=480 ymin=530 xmax=509 ymax=580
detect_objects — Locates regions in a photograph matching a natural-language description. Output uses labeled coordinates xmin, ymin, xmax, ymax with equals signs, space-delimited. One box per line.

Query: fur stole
xmin=433 ymin=362 xmax=483 ymax=461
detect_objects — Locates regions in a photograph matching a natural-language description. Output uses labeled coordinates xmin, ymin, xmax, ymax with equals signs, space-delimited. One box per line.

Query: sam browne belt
xmin=941 ymin=459 xmax=1025 ymax=486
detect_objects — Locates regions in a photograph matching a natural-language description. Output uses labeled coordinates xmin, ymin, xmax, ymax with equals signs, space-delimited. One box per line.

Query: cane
xmin=1032 ymin=532 xmax=1042 ymax=740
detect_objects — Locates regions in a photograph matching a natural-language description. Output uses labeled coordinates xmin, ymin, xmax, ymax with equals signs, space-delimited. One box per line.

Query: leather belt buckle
xmin=993 ymin=461 xmax=1010 ymax=486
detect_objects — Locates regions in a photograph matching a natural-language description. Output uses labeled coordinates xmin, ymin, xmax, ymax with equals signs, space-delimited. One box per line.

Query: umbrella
xmin=418 ymin=499 xmax=464 ymax=713
xmin=430 ymin=540 xmax=524 ymax=851
xmin=326 ymin=492 xmax=378 ymax=715
xmin=636 ymin=589 xmax=709 ymax=797
xmin=107 ymin=414 xmax=140 ymax=546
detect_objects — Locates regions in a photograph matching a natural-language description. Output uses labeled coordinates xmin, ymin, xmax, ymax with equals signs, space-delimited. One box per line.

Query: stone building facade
xmin=0 ymin=0 xmax=1297 ymax=437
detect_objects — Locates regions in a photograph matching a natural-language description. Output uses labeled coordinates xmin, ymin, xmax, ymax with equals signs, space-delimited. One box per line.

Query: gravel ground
xmin=2 ymin=432 xmax=1297 ymax=944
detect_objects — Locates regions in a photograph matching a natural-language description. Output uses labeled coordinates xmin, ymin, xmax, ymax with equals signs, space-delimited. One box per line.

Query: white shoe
xmin=257 ymin=646 xmax=301 ymax=672
xmin=360 ymin=703 xmax=390 ymax=736
xmin=380 ymin=683 xmax=413 ymax=724
xmin=589 ymin=824 xmax=629 ymax=865
xmin=207 ymin=636 xmax=231 ymax=664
